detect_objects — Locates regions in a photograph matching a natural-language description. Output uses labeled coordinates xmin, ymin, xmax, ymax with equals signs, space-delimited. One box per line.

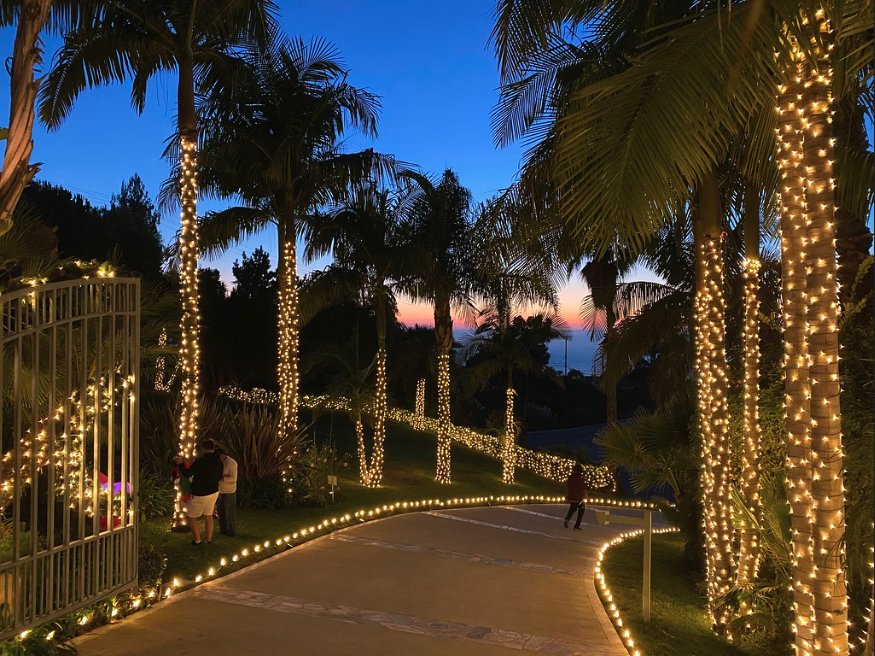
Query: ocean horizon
xmin=452 ymin=327 xmax=601 ymax=376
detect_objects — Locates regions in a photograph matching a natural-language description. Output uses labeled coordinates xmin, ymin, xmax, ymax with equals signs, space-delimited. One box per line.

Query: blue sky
xmin=0 ymin=1 xmax=627 ymax=327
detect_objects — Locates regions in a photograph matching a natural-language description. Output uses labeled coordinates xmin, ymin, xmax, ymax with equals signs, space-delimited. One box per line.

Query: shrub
xmin=137 ymin=473 xmax=175 ymax=520
xmin=137 ymin=543 xmax=167 ymax=588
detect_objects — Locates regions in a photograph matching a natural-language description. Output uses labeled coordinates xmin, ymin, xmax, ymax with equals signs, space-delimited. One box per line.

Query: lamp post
xmin=595 ymin=508 xmax=654 ymax=621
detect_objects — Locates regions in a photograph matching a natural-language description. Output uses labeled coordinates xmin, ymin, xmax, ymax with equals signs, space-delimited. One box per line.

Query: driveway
xmin=77 ymin=504 xmax=637 ymax=656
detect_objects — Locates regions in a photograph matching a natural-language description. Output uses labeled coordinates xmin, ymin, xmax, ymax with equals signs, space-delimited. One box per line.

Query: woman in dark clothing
xmin=564 ymin=463 xmax=588 ymax=530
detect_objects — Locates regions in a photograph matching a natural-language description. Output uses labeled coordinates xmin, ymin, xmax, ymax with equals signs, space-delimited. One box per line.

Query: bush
xmin=237 ymin=474 xmax=289 ymax=510
xmin=287 ymin=441 xmax=351 ymax=507
xmin=137 ymin=543 xmax=167 ymax=587
xmin=138 ymin=473 xmax=175 ymax=520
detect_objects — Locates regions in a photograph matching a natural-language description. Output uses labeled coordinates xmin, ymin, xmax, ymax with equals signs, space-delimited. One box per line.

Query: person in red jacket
xmin=564 ymin=464 xmax=588 ymax=530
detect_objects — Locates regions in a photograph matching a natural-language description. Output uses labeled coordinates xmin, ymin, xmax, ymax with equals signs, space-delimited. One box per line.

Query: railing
xmin=0 ymin=277 xmax=140 ymax=639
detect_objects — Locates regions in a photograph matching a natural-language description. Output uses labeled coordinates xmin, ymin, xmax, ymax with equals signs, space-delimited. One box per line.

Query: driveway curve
xmin=77 ymin=504 xmax=638 ymax=656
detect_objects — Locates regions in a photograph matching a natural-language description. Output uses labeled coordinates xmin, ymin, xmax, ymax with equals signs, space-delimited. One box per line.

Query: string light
xmin=218 ymin=386 xmax=614 ymax=489
xmin=694 ymin=231 xmax=734 ymax=625
xmin=594 ymin=525 xmax=681 ymax=656
xmin=277 ymin=227 xmax=299 ymax=438
xmin=774 ymin=12 xmax=848 ymax=654
xmin=175 ymin=134 xmax=201 ymax=526
xmin=503 ymin=386 xmax=515 ymax=485
xmin=435 ymin=353 xmax=452 ymax=484
xmin=153 ymin=327 xmax=178 ymax=392
xmin=414 ymin=378 xmax=426 ymax=430
xmin=368 ymin=345 xmax=387 ymax=487
xmin=736 ymin=257 xmax=762 ymax=588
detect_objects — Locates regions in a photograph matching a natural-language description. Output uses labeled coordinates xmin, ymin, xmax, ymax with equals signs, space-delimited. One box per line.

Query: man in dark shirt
xmin=173 ymin=438 xmax=224 ymax=545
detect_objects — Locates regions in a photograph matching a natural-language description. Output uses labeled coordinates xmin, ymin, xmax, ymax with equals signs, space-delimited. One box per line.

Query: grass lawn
xmin=145 ymin=414 xmax=567 ymax=580
xmin=602 ymin=533 xmax=768 ymax=656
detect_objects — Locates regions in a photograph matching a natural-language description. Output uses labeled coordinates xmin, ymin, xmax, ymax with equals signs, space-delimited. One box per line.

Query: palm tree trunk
xmin=503 ymin=368 xmax=515 ymax=485
xmin=776 ymin=56 xmax=819 ymax=655
xmin=605 ymin=319 xmax=620 ymax=493
xmin=414 ymin=378 xmax=426 ymax=430
xmin=0 ymin=0 xmax=51 ymax=235
xmin=276 ymin=216 xmax=299 ymax=438
xmin=692 ymin=171 xmax=734 ymax=627
xmin=434 ymin=290 xmax=453 ymax=484
xmin=736 ymin=180 xmax=762 ymax=587
xmin=800 ymin=33 xmax=847 ymax=654
xmin=174 ymin=53 xmax=200 ymax=526
xmin=369 ymin=293 xmax=387 ymax=487
xmin=354 ymin=413 xmax=370 ymax=487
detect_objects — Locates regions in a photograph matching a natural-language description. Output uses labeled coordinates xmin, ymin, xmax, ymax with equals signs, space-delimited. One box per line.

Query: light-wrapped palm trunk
xmin=434 ymin=290 xmax=453 ymax=483
xmin=776 ymin=60 xmax=817 ymax=652
xmin=414 ymin=378 xmax=426 ymax=430
xmin=776 ymin=20 xmax=849 ymax=648
xmin=354 ymin=415 xmax=370 ymax=487
xmin=173 ymin=53 xmax=202 ymax=526
xmin=369 ymin=302 xmax=388 ymax=487
xmin=277 ymin=217 xmax=300 ymax=438
xmin=799 ymin=24 xmax=847 ymax=654
xmin=0 ymin=0 xmax=51 ymax=234
xmin=736 ymin=182 xmax=762 ymax=587
xmin=692 ymin=173 xmax=734 ymax=627
xmin=503 ymin=371 xmax=515 ymax=485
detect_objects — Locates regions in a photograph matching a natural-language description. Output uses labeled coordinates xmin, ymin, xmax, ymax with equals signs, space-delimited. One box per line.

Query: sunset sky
xmin=0 ymin=1 xmax=658 ymax=329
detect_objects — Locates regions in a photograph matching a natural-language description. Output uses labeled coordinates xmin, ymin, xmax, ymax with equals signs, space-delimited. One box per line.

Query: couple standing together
xmin=173 ymin=438 xmax=238 ymax=545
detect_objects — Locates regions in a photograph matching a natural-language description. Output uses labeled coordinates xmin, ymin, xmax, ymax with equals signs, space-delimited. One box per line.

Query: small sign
xmin=327 ymin=475 xmax=338 ymax=486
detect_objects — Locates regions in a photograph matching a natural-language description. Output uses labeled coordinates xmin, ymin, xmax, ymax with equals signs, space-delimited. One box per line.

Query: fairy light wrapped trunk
xmin=503 ymin=385 xmax=515 ymax=485
xmin=369 ymin=339 xmax=387 ymax=487
xmin=736 ymin=183 xmax=762 ymax=588
xmin=414 ymin=378 xmax=426 ymax=430
xmin=277 ymin=218 xmax=300 ymax=438
xmin=434 ymin=289 xmax=453 ymax=484
xmin=799 ymin=16 xmax=847 ymax=654
xmin=774 ymin=11 xmax=848 ymax=653
xmin=692 ymin=172 xmax=734 ymax=627
xmin=174 ymin=131 xmax=201 ymax=526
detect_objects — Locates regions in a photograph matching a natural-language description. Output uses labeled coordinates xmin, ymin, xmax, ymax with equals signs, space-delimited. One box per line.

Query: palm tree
xmin=39 ymin=0 xmax=277 ymax=504
xmin=399 ymin=170 xmax=476 ymax=484
xmin=191 ymin=37 xmax=393 ymax=441
xmin=492 ymin=2 xmax=869 ymax=645
xmin=302 ymin=329 xmax=377 ymax=487
xmin=304 ymin=184 xmax=410 ymax=487
xmin=465 ymin=313 xmax=563 ymax=484
xmin=0 ymin=0 xmax=54 ymax=235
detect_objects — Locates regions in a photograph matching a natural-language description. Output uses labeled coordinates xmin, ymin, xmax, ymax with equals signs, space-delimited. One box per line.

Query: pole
xmin=643 ymin=509 xmax=652 ymax=621
xmin=564 ymin=335 xmax=568 ymax=377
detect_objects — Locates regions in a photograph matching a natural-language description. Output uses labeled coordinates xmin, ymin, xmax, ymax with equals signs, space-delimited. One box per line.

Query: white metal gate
xmin=0 ymin=277 xmax=139 ymax=638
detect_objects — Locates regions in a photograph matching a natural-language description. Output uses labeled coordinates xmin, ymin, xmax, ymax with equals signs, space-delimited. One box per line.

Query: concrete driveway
xmin=77 ymin=504 xmax=637 ymax=656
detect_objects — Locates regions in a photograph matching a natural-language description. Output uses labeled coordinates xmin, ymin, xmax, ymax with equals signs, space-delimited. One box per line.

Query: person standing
xmin=216 ymin=448 xmax=238 ymax=537
xmin=173 ymin=438 xmax=223 ymax=545
xmin=564 ymin=463 xmax=588 ymax=530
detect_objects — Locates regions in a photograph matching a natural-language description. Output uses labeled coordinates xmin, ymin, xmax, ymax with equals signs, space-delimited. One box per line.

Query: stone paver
xmin=76 ymin=504 xmax=630 ymax=656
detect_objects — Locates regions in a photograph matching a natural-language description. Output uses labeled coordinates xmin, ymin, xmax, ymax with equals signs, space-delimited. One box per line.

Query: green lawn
xmin=602 ymin=533 xmax=767 ymax=656
xmin=146 ymin=415 xmax=566 ymax=580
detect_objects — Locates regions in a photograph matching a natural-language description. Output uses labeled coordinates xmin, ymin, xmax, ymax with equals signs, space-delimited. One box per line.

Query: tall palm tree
xmin=399 ymin=170 xmax=476 ymax=484
xmin=492 ymin=2 xmax=869 ymax=646
xmin=39 ymin=1 xmax=277 ymax=508
xmin=466 ymin=201 xmax=560 ymax=483
xmin=191 ymin=37 xmax=393 ymax=441
xmin=305 ymin=184 xmax=409 ymax=487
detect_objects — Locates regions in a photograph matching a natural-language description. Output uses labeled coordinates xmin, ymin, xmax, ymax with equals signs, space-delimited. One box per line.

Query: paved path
xmin=77 ymin=504 xmax=637 ymax=656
